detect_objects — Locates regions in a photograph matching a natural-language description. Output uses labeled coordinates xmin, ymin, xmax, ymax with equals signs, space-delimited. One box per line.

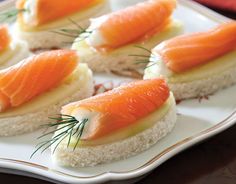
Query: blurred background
xmin=193 ymin=0 xmax=236 ymax=19
xmin=0 ymin=0 xmax=235 ymax=184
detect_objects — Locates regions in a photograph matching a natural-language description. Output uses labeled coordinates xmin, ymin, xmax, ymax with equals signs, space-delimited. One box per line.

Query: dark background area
xmin=0 ymin=0 xmax=236 ymax=183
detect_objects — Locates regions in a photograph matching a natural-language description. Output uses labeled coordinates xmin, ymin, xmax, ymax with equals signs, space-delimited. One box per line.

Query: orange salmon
xmin=153 ymin=21 xmax=236 ymax=73
xmin=0 ymin=50 xmax=78 ymax=112
xmin=16 ymin=0 xmax=98 ymax=26
xmin=62 ymin=78 xmax=170 ymax=140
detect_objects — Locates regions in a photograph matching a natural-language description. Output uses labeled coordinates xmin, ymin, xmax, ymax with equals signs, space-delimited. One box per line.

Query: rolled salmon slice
xmin=0 ymin=50 xmax=78 ymax=112
xmin=62 ymin=78 xmax=170 ymax=140
xmin=16 ymin=0 xmax=98 ymax=26
xmin=88 ymin=0 xmax=176 ymax=50
xmin=153 ymin=21 xmax=236 ymax=73
xmin=0 ymin=25 xmax=11 ymax=53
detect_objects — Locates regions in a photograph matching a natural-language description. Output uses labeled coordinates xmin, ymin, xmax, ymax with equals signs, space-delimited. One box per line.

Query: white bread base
xmin=0 ymin=41 xmax=30 ymax=69
xmin=14 ymin=1 xmax=110 ymax=50
xmin=0 ymin=66 xmax=94 ymax=137
xmin=72 ymin=20 xmax=183 ymax=76
xmin=168 ymin=66 xmax=236 ymax=100
xmin=52 ymin=100 xmax=176 ymax=167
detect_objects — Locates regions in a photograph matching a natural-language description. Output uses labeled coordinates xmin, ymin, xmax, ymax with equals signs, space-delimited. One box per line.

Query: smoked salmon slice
xmin=16 ymin=0 xmax=97 ymax=26
xmin=0 ymin=25 xmax=11 ymax=53
xmin=63 ymin=79 xmax=170 ymax=140
xmin=153 ymin=21 xmax=236 ymax=73
xmin=91 ymin=0 xmax=176 ymax=50
xmin=0 ymin=50 xmax=78 ymax=112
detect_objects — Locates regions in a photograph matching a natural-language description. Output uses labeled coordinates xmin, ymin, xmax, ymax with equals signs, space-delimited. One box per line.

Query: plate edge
xmin=0 ymin=0 xmax=235 ymax=183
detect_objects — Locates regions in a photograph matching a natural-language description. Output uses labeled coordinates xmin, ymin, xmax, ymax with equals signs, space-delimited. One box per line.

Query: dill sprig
xmin=51 ymin=18 xmax=93 ymax=44
xmin=30 ymin=114 xmax=88 ymax=158
xmin=0 ymin=8 xmax=26 ymax=23
xmin=134 ymin=45 xmax=152 ymax=54
xmin=129 ymin=45 xmax=155 ymax=66
xmin=128 ymin=45 xmax=159 ymax=69
xmin=50 ymin=29 xmax=81 ymax=38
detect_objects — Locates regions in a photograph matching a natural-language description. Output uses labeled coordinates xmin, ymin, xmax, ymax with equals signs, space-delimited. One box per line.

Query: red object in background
xmin=195 ymin=0 xmax=236 ymax=12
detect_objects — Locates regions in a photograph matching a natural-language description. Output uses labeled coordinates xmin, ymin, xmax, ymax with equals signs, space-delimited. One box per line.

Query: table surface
xmin=0 ymin=1 xmax=236 ymax=184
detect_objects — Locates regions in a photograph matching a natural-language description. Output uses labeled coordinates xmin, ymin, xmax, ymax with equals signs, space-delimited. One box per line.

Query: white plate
xmin=0 ymin=0 xmax=235 ymax=184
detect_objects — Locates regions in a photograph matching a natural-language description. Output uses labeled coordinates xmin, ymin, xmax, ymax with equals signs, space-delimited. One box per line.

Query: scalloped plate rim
xmin=0 ymin=0 xmax=235 ymax=183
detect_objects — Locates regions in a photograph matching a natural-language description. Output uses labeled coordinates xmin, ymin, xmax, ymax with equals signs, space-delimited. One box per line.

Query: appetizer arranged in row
xmin=12 ymin=0 xmax=110 ymax=49
xmin=0 ymin=25 xmax=29 ymax=69
xmin=41 ymin=78 xmax=177 ymax=167
xmin=144 ymin=21 xmax=236 ymax=100
xmin=72 ymin=0 xmax=183 ymax=74
xmin=0 ymin=50 xmax=93 ymax=136
xmin=2 ymin=0 xmax=235 ymax=169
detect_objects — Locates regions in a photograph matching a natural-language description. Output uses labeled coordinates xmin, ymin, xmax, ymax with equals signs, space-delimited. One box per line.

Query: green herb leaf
xmin=0 ymin=8 xmax=26 ymax=23
xmin=30 ymin=114 xmax=88 ymax=158
xmin=51 ymin=18 xmax=93 ymax=44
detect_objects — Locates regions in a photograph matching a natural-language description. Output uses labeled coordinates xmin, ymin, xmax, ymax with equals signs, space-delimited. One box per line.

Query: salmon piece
xmin=63 ymin=79 xmax=170 ymax=140
xmin=0 ymin=50 xmax=78 ymax=112
xmin=153 ymin=21 xmax=236 ymax=73
xmin=16 ymin=0 xmax=97 ymax=26
xmin=95 ymin=0 xmax=176 ymax=49
xmin=0 ymin=25 xmax=11 ymax=53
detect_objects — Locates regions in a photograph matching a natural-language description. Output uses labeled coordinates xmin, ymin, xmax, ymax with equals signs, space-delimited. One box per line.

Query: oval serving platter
xmin=0 ymin=0 xmax=235 ymax=184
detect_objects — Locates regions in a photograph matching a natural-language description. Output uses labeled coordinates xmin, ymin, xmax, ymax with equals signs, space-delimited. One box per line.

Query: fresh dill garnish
xmin=30 ymin=114 xmax=88 ymax=158
xmin=129 ymin=45 xmax=152 ymax=65
xmin=128 ymin=54 xmax=150 ymax=58
xmin=128 ymin=45 xmax=158 ymax=68
xmin=145 ymin=60 xmax=157 ymax=69
xmin=51 ymin=18 xmax=93 ymax=44
xmin=0 ymin=8 xmax=26 ymax=23
xmin=134 ymin=45 xmax=152 ymax=53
